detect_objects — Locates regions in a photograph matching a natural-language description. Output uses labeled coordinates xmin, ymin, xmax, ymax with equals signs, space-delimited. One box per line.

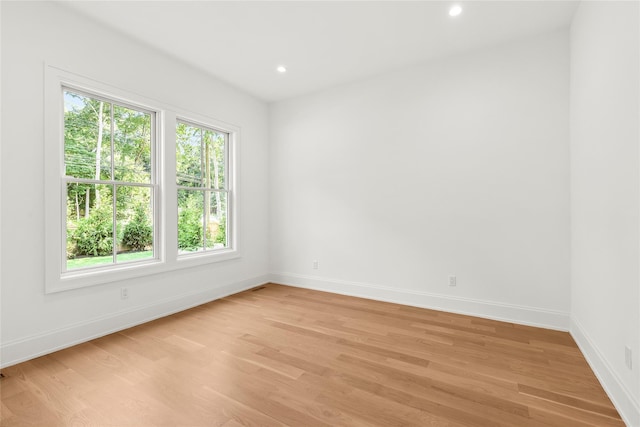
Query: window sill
xmin=46 ymin=250 xmax=240 ymax=294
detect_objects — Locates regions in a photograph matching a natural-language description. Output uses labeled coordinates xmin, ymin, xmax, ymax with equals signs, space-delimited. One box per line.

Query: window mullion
xmin=61 ymin=180 xmax=68 ymax=273
xmin=161 ymin=111 xmax=176 ymax=263
xmin=202 ymin=189 xmax=207 ymax=251
xmin=200 ymin=129 xmax=207 ymax=250
xmin=110 ymin=102 xmax=115 ymax=181
xmin=112 ymin=184 xmax=117 ymax=264
xmin=64 ymin=178 xmax=154 ymax=188
xmin=151 ymin=111 xmax=158 ymax=262
xmin=200 ymin=128 xmax=204 ymax=188
xmin=225 ymin=133 xmax=229 ymax=191
xmin=110 ymin=104 xmax=117 ymax=265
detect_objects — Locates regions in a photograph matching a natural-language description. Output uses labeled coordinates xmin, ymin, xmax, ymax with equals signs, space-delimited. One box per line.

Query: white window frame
xmin=44 ymin=65 xmax=240 ymax=293
xmin=176 ymin=119 xmax=233 ymax=257
xmin=61 ymin=87 xmax=159 ymax=274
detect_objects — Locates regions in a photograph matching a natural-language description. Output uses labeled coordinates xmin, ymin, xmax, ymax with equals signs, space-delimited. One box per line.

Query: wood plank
xmin=0 ymin=283 xmax=624 ymax=426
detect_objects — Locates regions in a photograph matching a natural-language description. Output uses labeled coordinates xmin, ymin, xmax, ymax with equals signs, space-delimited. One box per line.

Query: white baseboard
xmin=0 ymin=274 xmax=270 ymax=369
xmin=570 ymin=318 xmax=640 ymax=427
xmin=271 ymin=272 xmax=570 ymax=331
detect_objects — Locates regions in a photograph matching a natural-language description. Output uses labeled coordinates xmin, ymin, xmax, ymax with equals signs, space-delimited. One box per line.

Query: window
xmin=63 ymin=89 xmax=156 ymax=271
xmin=45 ymin=65 xmax=239 ymax=293
xmin=176 ymin=121 xmax=230 ymax=255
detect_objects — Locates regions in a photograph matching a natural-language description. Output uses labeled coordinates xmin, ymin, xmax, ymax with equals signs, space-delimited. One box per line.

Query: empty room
xmin=1 ymin=0 xmax=639 ymax=425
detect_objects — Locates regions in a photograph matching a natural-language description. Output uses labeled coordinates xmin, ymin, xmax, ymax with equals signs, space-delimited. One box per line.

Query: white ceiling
xmin=61 ymin=1 xmax=579 ymax=102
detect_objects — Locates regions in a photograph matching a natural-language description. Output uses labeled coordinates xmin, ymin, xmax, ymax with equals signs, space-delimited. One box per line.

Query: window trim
xmin=44 ymin=64 xmax=240 ymax=294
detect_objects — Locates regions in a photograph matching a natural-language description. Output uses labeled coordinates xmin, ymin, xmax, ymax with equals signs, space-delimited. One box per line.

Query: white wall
xmin=570 ymin=1 xmax=640 ymax=425
xmin=270 ymin=31 xmax=571 ymax=329
xmin=0 ymin=2 xmax=270 ymax=367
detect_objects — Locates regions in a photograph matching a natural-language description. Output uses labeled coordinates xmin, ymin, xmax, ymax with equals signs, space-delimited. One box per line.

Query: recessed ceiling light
xmin=449 ymin=5 xmax=462 ymax=17
xmin=277 ymin=65 xmax=287 ymax=73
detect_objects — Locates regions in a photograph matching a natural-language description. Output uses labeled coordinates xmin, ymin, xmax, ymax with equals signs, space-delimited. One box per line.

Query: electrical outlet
xmin=625 ymin=346 xmax=632 ymax=370
xmin=448 ymin=275 xmax=457 ymax=287
xmin=121 ymin=287 xmax=129 ymax=300
xmin=313 ymin=260 xmax=319 ymax=270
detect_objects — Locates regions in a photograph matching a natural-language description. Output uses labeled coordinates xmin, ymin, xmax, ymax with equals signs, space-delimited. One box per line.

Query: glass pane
xmin=116 ymin=186 xmax=154 ymax=263
xmin=203 ymin=130 xmax=226 ymax=189
xmin=64 ymin=91 xmax=112 ymax=180
xmin=66 ymin=183 xmax=114 ymax=270
xmin=178 ymin=189 xmax=204 ymax=253
xmin=114 ymin=105 xmax=152 ymax=183
xmin=205 ymin=191 xmax=227 ymax=249
xmin=176 ymin=122 xmax=202 ymax=187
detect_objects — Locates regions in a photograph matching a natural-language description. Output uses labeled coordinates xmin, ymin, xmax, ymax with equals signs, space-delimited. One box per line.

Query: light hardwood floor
xmin=0 ymin=284 xmax=624 ymax=426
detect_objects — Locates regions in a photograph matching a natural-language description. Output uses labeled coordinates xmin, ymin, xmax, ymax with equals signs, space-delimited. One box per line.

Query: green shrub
xmin=214 ymin=219 xmax=226 ymax=245
xmin=72 ymin=205 xmax=113 ymax=256
xmin=66 ymin=238 xmax=77 ymax=260
xmin=178 ymin=204 xmax=203 ymax=250
xmin=122 ymin=205 xmax=152 ymax=251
